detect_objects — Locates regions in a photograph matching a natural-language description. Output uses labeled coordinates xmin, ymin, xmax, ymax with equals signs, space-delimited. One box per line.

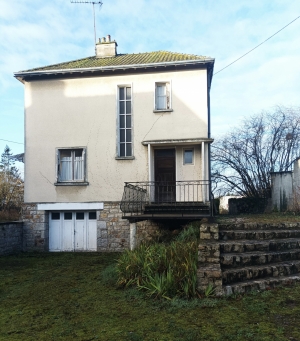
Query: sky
xmin=1 ymin=0 xmax=300 ymax=175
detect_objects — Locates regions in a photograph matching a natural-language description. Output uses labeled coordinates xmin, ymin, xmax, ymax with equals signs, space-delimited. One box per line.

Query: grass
xmin=1 ymin=253 xmax=300 ymax=340
xmin=215 ymin=212 xmax=300 ymax=224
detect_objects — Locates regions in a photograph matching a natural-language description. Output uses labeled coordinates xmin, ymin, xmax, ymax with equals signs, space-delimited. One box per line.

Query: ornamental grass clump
xmin=116 ymin=226 xmax=198 ymax=299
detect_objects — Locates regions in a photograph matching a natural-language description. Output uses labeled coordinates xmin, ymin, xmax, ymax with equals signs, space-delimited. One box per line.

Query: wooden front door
xmin=154 ymin=149 xmax=176 ymax=202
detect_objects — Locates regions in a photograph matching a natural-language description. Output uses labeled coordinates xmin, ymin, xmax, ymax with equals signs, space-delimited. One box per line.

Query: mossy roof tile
xmin=20 ymin=51 xmax=213 ymax=72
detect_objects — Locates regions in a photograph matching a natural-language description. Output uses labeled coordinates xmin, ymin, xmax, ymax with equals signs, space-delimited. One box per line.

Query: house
xmin=14 ymin=35 xmax=215 ymax=252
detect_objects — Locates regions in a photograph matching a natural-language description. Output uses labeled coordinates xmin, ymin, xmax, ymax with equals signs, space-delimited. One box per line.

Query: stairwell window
xmin=155 ymin=82 xmax=171 ymax=111
xmin=118 ymin=86 xmax=132 ymax=157
xmin=56 ymin=148 xmax=86 ymax=183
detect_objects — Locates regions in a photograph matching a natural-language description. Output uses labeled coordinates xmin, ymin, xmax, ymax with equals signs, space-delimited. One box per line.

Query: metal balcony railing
xmin=120 ymin=180 xmax=211 ymax=217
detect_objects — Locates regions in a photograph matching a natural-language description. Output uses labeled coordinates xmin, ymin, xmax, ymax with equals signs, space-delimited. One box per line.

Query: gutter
xmin=14 ymin=58 xmax=215 ymax=80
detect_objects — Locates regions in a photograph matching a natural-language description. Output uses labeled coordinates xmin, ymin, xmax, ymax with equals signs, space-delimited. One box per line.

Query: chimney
xmin=96 ymin=35 xmax=117 ymax=58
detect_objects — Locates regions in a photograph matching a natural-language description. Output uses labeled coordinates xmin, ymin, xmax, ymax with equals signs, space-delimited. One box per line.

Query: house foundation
xmin=22 ymin=202 xmax=161 ymax=252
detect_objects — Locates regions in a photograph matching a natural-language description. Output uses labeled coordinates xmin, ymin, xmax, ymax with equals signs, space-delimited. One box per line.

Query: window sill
xmin=115 ymin=156 xmax=135 ymax=160
xmin=153 ymin=109 xmax=173 ymax=113
xmin=54 ymin=182 xmax=89 ymax=186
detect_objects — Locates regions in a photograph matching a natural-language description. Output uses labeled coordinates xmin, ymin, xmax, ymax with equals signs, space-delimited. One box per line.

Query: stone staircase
xmin=219 ymin=222 xmax=300 ymax=295
xmin=197 ymin=222 xmax=300 ymax=296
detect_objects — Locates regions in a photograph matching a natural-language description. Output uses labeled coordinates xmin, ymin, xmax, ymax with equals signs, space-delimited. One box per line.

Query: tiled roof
xmin=20 ymin=51 xmax=213 ymax=73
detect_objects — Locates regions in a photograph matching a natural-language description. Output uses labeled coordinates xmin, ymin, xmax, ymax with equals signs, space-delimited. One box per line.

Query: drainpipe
xmin=207 ymin=67 xmax=213 ymax=216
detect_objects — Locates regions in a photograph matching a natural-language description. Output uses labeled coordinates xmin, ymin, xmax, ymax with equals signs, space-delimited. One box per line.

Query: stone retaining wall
xmin=0 ymin=221 xmax=23 ymax=255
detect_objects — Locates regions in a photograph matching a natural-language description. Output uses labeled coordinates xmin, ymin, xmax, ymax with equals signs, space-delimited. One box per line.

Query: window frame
xmin=154 ymin=81 xmax=172 ymax=112
xmin=116 ymin=84 xmax=134 ymax=159
xmin=55 ymin=147 xmax=88 ymax=185
xmin=183 ymin=148 xmax=194 ymax=165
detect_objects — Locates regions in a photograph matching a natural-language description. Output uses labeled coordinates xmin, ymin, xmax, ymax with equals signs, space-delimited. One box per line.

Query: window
xmin=183 ymin=149 xmax=194 ymax=165
xmin=51 ymin=212 xmax=60 ymax=220
xmin=76 ymin=212 xmax=84 ymax=220
xmin=118 ymin=86 xmax=132 ymax=157
xmin=57 ymin=148 xmax=86 ymax=182
xmin=155 ymin=82 xmax=170 ymax=110
xmin=64 ymin=212 xmax=72 ymax=220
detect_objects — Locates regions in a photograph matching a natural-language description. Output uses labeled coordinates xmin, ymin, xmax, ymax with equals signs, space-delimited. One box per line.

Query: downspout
xmin=207 ymin=66 xmax=213 ymax=216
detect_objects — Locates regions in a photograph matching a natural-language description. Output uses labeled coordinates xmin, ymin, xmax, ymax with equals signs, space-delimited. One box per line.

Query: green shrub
xmin=116 ymin=236 xmax=198 ymax=299
xmin=176 ymin=223 xmax=199 ymax=242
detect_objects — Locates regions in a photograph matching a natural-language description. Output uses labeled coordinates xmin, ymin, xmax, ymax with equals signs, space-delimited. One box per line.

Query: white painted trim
xmin=37 ymin=203 xmax=104 ymax=211
xmin=130 ymin=222 xmax=137 ymax=251
xmin=202 ymin=141 xmax=207 ymax=202
xmin=142 ymin=138 xmax=214 ymax=146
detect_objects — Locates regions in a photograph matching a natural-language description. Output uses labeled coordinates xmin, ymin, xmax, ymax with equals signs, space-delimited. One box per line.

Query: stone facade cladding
xmin=22 ymin=202 xmax=161 ymax=252
xmin=98 ymin=202 xmax=161 ymax=251
xmin=197 ymin=223 xmax=223 ymax=296
xmin=22 ymin=203 xmax=49 ymax=252
xmin=0 ymin=221 xmax=23 ymax=255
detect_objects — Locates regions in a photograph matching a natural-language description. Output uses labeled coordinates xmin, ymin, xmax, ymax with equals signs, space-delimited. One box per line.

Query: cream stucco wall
xmin=24 ymin=69 xmax=209 ymax=202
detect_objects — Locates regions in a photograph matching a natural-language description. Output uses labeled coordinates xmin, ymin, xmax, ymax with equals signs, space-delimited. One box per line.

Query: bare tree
xmin=212 ymin=106 xmax=300 ymax=198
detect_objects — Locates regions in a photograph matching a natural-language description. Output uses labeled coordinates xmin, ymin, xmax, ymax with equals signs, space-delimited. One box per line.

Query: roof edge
xmin=14 ymin=58 xmax=215 ymax=78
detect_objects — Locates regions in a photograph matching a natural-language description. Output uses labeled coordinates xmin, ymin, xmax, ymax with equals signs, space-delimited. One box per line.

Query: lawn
xmin=1 ymin=252 xmax=300 ymax=341
xmin=216 ymin=212 xmax=300 ymax=224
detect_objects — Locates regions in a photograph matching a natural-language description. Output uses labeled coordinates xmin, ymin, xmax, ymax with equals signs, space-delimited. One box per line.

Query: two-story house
xmin=15 ymin=35 xmax=214 ymax=252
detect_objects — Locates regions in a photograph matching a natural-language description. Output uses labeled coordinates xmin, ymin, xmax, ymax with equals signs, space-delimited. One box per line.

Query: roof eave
xmin=14 ymin=58 xmax=215 ymax=80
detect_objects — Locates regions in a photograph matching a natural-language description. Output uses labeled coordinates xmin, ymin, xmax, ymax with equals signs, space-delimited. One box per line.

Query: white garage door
xmin=49 ymin=211 xmax=97 ymax=251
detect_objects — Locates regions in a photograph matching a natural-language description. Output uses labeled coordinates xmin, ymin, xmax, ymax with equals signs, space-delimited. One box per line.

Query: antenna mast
xmin=71 ymin=1 xmax=103 ymax=53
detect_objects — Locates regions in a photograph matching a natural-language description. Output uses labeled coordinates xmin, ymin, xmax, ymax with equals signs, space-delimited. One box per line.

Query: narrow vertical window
xmin=119 ymin=86 xmax=132 ymax=157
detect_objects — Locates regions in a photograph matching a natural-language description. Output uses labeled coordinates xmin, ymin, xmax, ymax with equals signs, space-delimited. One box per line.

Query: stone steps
xmin=197 ymin=222 xmax=300 ymax=296
xmin=222 ymin=260 xmax=300 ymax=285
xmin=224 ymin=274 xmax=300 ymax=295
xmin=219 ymin=222 xmax=300 ymax=231
xmin=220 ymin=238 xmax=300 ymax=253
xmin=220 ymin=229 xmax=300 ymax=240
xmin=221 ymin=249 xmax=300 ymax=268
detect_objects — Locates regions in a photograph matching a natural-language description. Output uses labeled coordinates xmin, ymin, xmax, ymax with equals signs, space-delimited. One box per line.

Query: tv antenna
xmin=71 ymin=1 xmax=103 ymax=49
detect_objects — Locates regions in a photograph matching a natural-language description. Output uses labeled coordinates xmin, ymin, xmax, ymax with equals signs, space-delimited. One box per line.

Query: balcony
xmin=120 ymin=180 xmax=212 ymax=221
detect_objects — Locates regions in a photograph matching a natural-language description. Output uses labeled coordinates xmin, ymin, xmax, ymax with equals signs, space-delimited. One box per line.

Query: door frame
xmin=154 ymin=148 xmax=176 ymax=203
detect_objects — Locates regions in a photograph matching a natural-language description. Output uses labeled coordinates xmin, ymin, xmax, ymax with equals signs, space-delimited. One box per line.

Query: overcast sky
xmin=1 ymin=0 xmax=300 ymax=174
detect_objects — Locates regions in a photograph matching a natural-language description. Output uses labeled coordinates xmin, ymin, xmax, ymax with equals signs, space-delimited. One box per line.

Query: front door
xmin=154 ymin=149 xmax=176 ymax=202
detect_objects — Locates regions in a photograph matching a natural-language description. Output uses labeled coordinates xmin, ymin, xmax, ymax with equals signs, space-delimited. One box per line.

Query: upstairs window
xmin=57 ymin=148 xmax=86 ymax=182
xmin=118 ymin=86 xmax=132 ymax=157
xmin=155 ymin=82 xmax=170 ymax=110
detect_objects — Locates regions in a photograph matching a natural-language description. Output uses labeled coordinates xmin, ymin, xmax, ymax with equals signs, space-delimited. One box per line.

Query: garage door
xmin=49 ymin=211 xmax=97 ymax=251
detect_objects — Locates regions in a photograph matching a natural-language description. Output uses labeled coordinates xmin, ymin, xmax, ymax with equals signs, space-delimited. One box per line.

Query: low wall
xmin=0 ymin=221 xmax=23 ymax=255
